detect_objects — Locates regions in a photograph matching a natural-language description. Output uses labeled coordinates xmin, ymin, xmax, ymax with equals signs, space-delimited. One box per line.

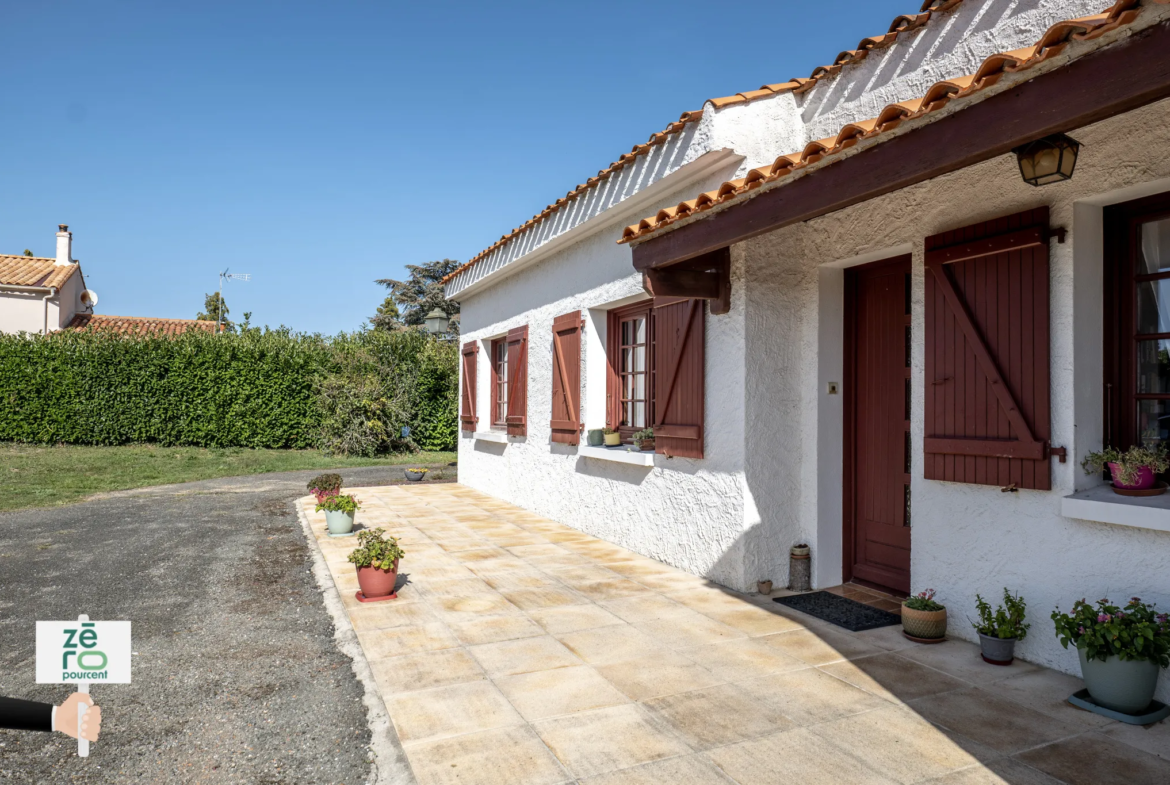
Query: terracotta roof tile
xmin=0 ymin=255 xmax=79 ymax=289
xmin=64 ymin=314 xmax=220 ymax=336
xmin=621 ymin=0 xmax=1154 ymax=245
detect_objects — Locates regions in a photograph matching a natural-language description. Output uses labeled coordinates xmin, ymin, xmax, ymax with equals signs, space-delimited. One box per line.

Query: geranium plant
xmin=348 ymin=528 xmax=405 ymax=571
xmin=904 ymin=589 xmax=945 ymax=612
xmin=307 ymin=473 xmax=343 ymax=504
xmin=973 ymin=588 xmax=1029 ymax=640
xmin=1052 ymin=597 xmax=1170 ymax=666
xmin=1081 ymin=445 xmax=1170 ymax=486
xmin=316 ymin=493 xmax=360 ymax=515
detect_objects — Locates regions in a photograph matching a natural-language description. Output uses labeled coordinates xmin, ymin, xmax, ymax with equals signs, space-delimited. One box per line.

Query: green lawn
xmin=0 ymin=444 xmax=457 ymax=513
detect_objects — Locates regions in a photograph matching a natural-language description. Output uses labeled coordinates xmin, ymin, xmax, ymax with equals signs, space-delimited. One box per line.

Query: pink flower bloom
xmin=1078 ymin=626 xmax=1085 ymax=634
xmin=1097 ymin=613 xmax=1111 ymax=623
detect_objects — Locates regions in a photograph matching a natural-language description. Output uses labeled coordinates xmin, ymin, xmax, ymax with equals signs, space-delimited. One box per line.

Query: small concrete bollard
xmin=788 ymin=544 xmax=811 ymax=592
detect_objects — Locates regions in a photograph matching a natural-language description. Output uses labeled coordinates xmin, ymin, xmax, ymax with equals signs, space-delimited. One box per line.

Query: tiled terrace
xmin=302 ymin=485 xmax=1170 ymax=785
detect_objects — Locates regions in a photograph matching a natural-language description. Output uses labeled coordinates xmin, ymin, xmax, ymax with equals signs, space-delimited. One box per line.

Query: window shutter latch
xmin=1048 ymin=445 xmax=1067 ymax=463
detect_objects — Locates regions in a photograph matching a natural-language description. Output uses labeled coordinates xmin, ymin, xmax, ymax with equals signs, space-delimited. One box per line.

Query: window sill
xmin=1061 ymin=485 xmax=1170 ymax=533
xmin=578 ymin=444 xmax=655 ymax=466
xmin=473 ymin=430 xmax=509 ymax=444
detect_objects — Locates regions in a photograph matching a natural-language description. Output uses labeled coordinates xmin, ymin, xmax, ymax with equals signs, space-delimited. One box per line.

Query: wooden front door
xmin=846 ymin=256 xmax=912 ymax=593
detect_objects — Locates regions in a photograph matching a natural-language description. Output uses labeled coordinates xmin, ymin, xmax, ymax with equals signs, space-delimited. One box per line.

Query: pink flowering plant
xmin=316 ymin=493 xmax=361 ymax=515
xmin=1051 ymin=597 xmax=1170 ymax=666
xmin=904 ymin=589 xmax=945 ymax=612
xmin=307 ymin=473 xmax=343 ymax=504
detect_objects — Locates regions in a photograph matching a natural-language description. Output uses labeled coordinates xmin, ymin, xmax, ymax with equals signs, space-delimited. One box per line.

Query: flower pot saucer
xmin=327 ymin=530 xmax=356 ymax=538
xmin=1068 ymin=688 xmax=1170 ymax=725
xmin=355 ymin=591 xmax=398 ymax=603
xmin=1110 ymin=481 xmax=1168 ymax=497
xmin=902 ymin=632 xmax=946 ymax=644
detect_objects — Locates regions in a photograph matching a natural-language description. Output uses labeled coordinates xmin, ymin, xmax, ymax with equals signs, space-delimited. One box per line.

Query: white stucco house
xmin=1 ymin=225 xmax=216 ymax=336
xmin=446 ymin=0 xmax=1170 ymax=694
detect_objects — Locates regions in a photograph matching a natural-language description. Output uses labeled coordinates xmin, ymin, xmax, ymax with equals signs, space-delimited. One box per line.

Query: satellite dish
xmin=81 ymin=289 xmax=98 ymax=308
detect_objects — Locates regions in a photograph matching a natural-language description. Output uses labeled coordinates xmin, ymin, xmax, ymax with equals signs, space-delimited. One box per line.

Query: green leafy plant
xmin=1081 ymin=444 xmax=1170 ymax=486
xmin=904 ymin=589 xmax=945 ymax=612
xmin=632 ymin=428 xmax=654 ymax=442
xmin=1052 ymin=597 xmax=1170 ymax=666
xmin=316 ymin=493 xmax=360 ymax=515
xmin=348 ymin=527 xmax=405 ymax=571
xmin=602 ymin=427 xmax=618 ymax=435
xmin=307 ymin=473 xmax=342 ymax=503
xmin=972 ymin=588 xmax=1030 ymax=640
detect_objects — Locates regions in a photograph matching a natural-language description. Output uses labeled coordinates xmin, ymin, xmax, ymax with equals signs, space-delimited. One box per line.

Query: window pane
xmin=1137 ymin=339 xmax=1170 ymax=394
xmin=622 ymin=348 xmax=633 ymax=373
xmin=633 ymin=345 xmax=645 ymax=373
xmin=621 ymin=320 xmax=632 ymax=345
xmin=1139 ymin=217 xmax=1170 ymax=274
xmin=634 ymin=373 xmax=645 ymax=400
xmin=634 ymin=317 xmax=646 ymax=344
xmin=632 ymin=402 xmax=645 ymax=428
xmin=1137 ymin=399 xmax=1170 ymax=447
xmin=1137 ymin=279 xmax=1170 ymax=334
xmin=623 ymin=374 xmax=634 ymax=400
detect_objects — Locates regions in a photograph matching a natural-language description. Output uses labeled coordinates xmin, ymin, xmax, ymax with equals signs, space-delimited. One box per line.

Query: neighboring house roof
xmin=706 ymin=0 xmax=963 ymax=110
xmin=0 ymin=255 xmax=79 ymax=289
xmin=442 ymin=110 xmax=705 ymax=285
xmin=620 ymin=0 xmax=1149 ymax=244
xmin=65 ymin=314 xmax=220 ymax=336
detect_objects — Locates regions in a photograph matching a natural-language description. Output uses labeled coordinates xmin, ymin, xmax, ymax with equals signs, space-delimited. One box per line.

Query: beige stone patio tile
xmin=1097 ymin=714 xmax=1170 ymax=761
xmin=507 ymin=544 xmax=571 ymax=559
xmin=636 ymin=614 xmax=748 ymax=649
xmin=812 ymin=705 xmax=996 ymax=784
xmin=370 ymin=647 xmax=485 ymax=693
xmin=760 ymin=626 xmax=884 ymax=665
xmin=680 ymin=638 xmax=808 ymax=681
xmin=449 ymin=546 xmax=512 ymax=561
xmin=706 ymin=726 xmax=898 ymax=785
xmin=498 ymin=585 xmax=592 ymax=611
xmin=388 ymin=681 xmax=524 ymax=744
xmin=356 ymin=622 xmax=460 ymax=658
xmin=600 ymin=560 xmax=680 ymax=580
xmin=693 ymin=605 xmax=806 ymax=637
xmin=348 ymin=600 xmax=437 ymax=632
xmin=643 ymin=682 xmax=794 ymax=751
xmin=627 ymin=571 xmax=718 ymax=593
xmin=908 ymin=686 xmax=1085 ymax=755
xmin=419 ymin=576 xmax=497 ymax=599
xmin=923 ymin=758 xmax=1065 ymax=785
xmin=992 ymin=667 xmax=1112 ymax=730
xmin=852 ymin=623 xmax=919 ymax=651
xmin=528 ymin=603 xmax=626 ymax=635
xmin=595 ymin=653 xmax=723 ymax=701
xmin=740 ymin=667 xmax=890 ymax=725
xmin=599 ymin=594 xmax=692 ymax=624
xmin=1014 ymin=732 xmax=1170 ymax=785
xmin=478 ymin=570 xmax=566 ymax=591
xmin=405 ymin=724 xmax=573 ymax=785
xmin=448 ymin=614 xmax=546 ymax=645
xmin=579 ymin=754 xmax=738 ymax=785
xmin=469 ymin=635 xmax=583 ymax=677
xmin=533 ymin=704 xmax=692 ymax=779
xmin=573 ymin=578 xmax=655 ymax=602
xmin=819 ymin=652 xmax=969 ymax=702
xmin=897 ymin=638 xmax=1040 ymax=685
xmin=544 ymin=530 xmax=598 ymax=543
xmin=557 ymin=624 xmax=673 ymax=665
xmin=496 ymin=664 xmax=631 ymax=721
xmin=434 ymin=593 xmax=522 ymax=619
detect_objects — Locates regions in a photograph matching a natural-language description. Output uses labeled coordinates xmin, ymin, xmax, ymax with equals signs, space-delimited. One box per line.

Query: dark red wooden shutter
xmin=550 ymin=311 xmax=583 ymax=444
xmin=505 ymin=325 xmax=528 ymax=436
xmin=460 ymin=341 xmax=478 ymax=431
xmin=605 ymin=311 xmax=621 ymax=430
xmin=924 ymin=207 xmax=1052 ymax=490
xmin=653 ymin=297 xmax=704 ymax=458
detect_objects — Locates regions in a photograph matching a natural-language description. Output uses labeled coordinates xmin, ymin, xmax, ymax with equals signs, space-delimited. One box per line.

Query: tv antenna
xmin=217 ymin=268 xmax=251 ymax=333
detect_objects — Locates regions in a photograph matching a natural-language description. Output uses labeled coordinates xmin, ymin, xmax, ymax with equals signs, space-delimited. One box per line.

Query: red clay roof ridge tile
xmin=620 ymin=0 xmax=1158 ymax=245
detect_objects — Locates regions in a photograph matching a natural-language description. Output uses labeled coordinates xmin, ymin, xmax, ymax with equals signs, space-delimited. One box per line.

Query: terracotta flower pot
xmin=1107 ymin=462 xmax=1156 ymax=490
xmin=356 ymin=559 xmax=399 ymax=599
xmin=901 ymin=605 xmax=948 ymax=640
xmin=636 ymin=439 xmax=655 ymax=452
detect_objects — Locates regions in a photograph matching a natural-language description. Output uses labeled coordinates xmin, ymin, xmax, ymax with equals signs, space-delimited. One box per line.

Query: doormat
xmin=773 ymin=591 xmax=901 ymax=632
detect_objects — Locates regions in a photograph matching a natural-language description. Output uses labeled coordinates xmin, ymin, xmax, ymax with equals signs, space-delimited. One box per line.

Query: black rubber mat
xmin=773 ymin=591 xmax=901 ymax=632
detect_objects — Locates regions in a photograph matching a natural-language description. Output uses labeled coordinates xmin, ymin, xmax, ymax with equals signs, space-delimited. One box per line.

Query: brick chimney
xmin=55 ymin=225 xmax=72 ymax=266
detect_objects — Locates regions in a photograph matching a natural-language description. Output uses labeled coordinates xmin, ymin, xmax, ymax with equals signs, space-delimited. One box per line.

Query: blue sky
xmin=1 ymin=1 xmax=913 ymax=335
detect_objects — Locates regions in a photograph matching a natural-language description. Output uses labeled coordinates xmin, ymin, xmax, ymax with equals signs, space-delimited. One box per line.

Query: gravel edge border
xmin=293 ymin=499 xmax=417 ymax=785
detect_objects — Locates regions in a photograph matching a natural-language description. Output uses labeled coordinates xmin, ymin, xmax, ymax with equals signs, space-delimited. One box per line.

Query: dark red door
xmin=846 ymin=256 xmax=912 ymax=593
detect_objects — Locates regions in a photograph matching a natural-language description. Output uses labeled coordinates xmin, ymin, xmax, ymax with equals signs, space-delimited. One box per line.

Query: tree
xmin=23 ymin=249 xmax=33 ymax=257
xmin=375 ymin=259 xmax=460 ymax=334
xmin=369 ymin=296 xmax=401 ymax=332
xmin=196 ymin=292 xmax=232 ymax=332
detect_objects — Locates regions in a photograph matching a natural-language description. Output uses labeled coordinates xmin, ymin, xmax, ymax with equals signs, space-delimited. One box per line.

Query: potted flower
xmin=603 ymin=427 xmax=621 ymax=447
xmin=307 ymin=473 xmax=342 ymax=504
xmin=1081 ymin=444 xmax=1169 ymax=494
xmin=632 ymin=428 xmax=655 ymax=452
xmin=348 ymin=528 xmax=405 ymax=601
xmin=587 ymin=429 xmax=605 ymax=447
xmin=404 ymin=467 xmax=428 ymax=482
xmin=1052 ymin=597 xmax=1170 ymax=715
xmin=972 ymin=588 xmax=1029 ymax=665
xmin=317 ymin=493 xmax=360 ymax=536
xmin=902 ymin=589 xmax=947 ymax=642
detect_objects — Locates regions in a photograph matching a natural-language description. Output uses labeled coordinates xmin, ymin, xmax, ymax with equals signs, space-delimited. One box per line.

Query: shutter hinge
xmin=1048 ymin=446 xmax=1067 ymax=463
xmin=1001 ymin=483 xmax=1018 ymax=493
xmin=1049 ymin=227 xmax=1067 ymax=244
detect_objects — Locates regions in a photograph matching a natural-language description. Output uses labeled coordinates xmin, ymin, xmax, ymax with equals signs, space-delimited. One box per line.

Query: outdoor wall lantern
xmin=1013 ymin=133 xmax=1080 ymax=186
xmin=424 ymin=308 xmax=449 ymax=335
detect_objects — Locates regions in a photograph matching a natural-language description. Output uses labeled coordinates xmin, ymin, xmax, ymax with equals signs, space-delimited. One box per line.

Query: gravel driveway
xmin=0 ymin=465 xmax=448 ymax=783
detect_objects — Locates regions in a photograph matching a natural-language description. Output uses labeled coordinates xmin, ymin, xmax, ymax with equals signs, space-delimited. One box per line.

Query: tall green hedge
xmin=0 ymin=328 xmax=458 ymax=453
